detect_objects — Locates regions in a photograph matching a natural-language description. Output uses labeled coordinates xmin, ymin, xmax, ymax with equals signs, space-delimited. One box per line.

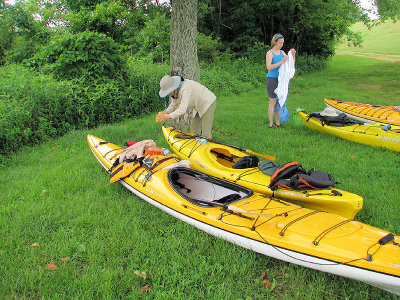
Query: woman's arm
xmin=266 ymin=50 xmax=288 ymax=71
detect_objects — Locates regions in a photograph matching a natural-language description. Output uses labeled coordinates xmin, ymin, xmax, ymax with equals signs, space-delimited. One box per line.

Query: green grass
xmin=337 ymin=20 xmax=400 ymax=56
xmin=1 ymin=53 xmax=400 ymax=299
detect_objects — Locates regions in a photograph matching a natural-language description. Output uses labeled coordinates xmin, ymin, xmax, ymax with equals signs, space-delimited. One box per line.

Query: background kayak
xmin=324 ymin=98 xmax=400 ymax=126
xmin=298 ymin=110 xmax=400 ymax=152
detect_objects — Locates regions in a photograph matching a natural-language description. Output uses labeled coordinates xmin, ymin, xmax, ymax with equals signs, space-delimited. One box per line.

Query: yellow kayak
xmin=324 ymin=98 xmax=400 ymax=126
xmin=162 ymin=126 xmax=363 ymax=219
xmin=298 ymin=110 xmax=400 ymax=152
xmin=87 ymin=134 xmax=400 ymax=296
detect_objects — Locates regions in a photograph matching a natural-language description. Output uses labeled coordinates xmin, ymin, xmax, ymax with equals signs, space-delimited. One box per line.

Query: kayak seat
xmin=170 ymin=172 xmax=191 ymax=194
xmin=309 ymin=112 xmax=357 ymax=127
xmin=215 ymin=193 xmax=241 ymax=204
xmin=232 ymin=156 xmax=259 ymax=169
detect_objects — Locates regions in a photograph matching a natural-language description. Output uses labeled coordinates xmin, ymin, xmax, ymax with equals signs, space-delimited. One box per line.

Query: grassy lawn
xmin=337 ymin=20 xmax=400 ymax=58
xmin=1 ymin=51 xmax=400 ymax=298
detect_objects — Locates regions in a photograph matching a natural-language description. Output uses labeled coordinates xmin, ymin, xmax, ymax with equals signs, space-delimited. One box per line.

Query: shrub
xmin=29 ymin=31 xmax=128 ymax=82
xmin=201 ymin=58 xmax=265 ymax=97
xmin=295 ymin=54 xmax=329 ymax=75
xmin=126 ymin=58 xmax=169 ymax=113
xmin=130 ymin=13 xmax=170 ymax=63
xmin=198 ymin=33 xmax=222 ymax=64
xmin=244 ymin=41 xmax=271 ymax=63
xmin=0 ymin=50 xmax=326 ymax=160
xmin=0 ymin=65 xmax=74 ymax=156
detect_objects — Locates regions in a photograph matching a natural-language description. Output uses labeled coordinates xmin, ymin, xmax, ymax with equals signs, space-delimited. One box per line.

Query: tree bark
xmin=169 ymin=0 xmax=200 ymax=131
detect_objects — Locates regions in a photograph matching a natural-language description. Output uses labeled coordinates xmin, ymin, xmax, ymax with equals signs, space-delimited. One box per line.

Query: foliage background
xmin=1 ymin=0 xmax=371 ymax=160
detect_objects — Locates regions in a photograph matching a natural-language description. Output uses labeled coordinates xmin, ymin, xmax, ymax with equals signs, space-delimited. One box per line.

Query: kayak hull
xmin=87 ymin=134 xmax=400 ymax=296
xmin=161 ymin=126 xmax=363 ymax=219
xmin=324 ymin=98 xmax=400 ymax=126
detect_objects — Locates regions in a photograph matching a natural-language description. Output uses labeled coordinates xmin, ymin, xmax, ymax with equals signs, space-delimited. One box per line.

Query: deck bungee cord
xmin=220 ymin=201 xmax=399 ymax=268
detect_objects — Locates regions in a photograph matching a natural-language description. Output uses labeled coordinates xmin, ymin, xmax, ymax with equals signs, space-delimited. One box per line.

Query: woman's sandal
xmin=275 ymin=123 xmax=283 ymax=127
xmin=269 ymin=124 xmax=276 ymax=128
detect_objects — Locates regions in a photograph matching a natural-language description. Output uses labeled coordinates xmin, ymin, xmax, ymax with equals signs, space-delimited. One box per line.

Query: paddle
xmin=174 ymin=134 xmax=276 ymax=161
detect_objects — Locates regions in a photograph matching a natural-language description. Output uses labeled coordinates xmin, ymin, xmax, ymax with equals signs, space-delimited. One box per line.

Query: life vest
xmin=269 ymin=161 xmax=337 ymax=191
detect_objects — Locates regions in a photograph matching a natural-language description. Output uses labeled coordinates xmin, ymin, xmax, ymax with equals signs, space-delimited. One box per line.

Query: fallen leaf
xmin=61 ymin=257 xmax=70 ymax=262
xmin=351 ymin=155 xmax=355 ymax=159
xmin=261 ymin=278 xmax=276 ymax=291
xmin=52 ymin=147 xmax=56 ymax=151
xmin=140 ymin=285 xmax=150 ymax=292
xmin=46 ymin=262 xmax=58 ymax=270
xmin=262 ymin=279 xmax=272 ymax=287
xmin=258 ymin=272 xmax=266 ymax=280
xmin=42 ymin=190 xmax=47 ymax=194
xmin=30 ymin=243 xmax=39 ymax=247
xmin=71 ymin=150 xmax=76 ymax=153
xmin=134 ymin=270 xmax=147 ymax=279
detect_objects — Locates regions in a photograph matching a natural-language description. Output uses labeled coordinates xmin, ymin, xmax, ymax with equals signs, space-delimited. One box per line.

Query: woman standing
xmin=156 ymin=75 xmax=217 ymax=138
xmin=266 ymin=33 xmax=296 ymax=128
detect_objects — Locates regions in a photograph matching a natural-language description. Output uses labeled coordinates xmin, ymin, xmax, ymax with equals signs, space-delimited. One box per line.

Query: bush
xmin=126 ymin=58 xmax=169 ymax=113
xmin=0 ymin=51 xmax=326 ymax=160
xmin=295 ymin=54 xmax=329 ymax=75
xmin=0 ymin=60 xmax=168 ymax=158
xmin=29 ymin=31 xmax=128 ymax=82
xmin=244 ymin=41 xmax=271 ymax=63
xmin=201 ymin=58 xmax=265 ymax=96
xmin=0 ymin=65 xmax=74 ymax=157
xmin=130 ymin=13 xmax=170 ymax=63
xmin=198 ymin=33 xmax=222 ymax=64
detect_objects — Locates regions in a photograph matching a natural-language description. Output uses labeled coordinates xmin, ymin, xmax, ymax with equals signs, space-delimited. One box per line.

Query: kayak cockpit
xmin=168 ymin=167 xmax=252 ymax=207
xmin=210 ymin=148 xmax=259 ymax=169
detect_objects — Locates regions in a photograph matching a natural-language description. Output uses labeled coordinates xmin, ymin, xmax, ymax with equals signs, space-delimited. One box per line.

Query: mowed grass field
xmin=337 ymin=20 xmax=400 ymax=58
xmin=1 ymin=23 xmax=399 ymax=299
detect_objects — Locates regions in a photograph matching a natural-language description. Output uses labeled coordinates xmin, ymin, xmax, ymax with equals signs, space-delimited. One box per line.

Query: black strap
xmin=379 ymin=233 xmax=394 ymax=245
xmin=210 ymin=149 xmax=239 ymax=162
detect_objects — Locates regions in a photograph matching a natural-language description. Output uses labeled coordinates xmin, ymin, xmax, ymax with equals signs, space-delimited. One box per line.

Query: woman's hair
xmin=271 ymin=33 xmax=284 ymax=47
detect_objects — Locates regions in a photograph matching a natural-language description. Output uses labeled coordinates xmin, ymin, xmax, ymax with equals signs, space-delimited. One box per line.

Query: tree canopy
xmin=1 ymin=0 xmax=399 ymax=67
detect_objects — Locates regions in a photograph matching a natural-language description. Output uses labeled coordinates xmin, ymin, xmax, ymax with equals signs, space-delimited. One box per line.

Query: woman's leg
xmin=275 ymin=107 xmax=281 ymax=126
xmin=268 ymin=97 xmax=277 ymax=127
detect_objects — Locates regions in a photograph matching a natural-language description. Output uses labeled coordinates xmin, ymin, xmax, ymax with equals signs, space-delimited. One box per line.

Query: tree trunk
xmin=169 ymin=0 xmax=200 ymax=131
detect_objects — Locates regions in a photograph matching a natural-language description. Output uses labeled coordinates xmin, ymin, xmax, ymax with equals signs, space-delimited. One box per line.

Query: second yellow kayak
xmin=162 ymin=126 xmax=363 ymax=219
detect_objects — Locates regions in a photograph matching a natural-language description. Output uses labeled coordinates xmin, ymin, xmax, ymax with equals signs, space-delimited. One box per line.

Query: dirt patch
xmin=356 ymin=83 xmax=383 ymax=91
xmin=336 ymin=51 xmax=400 ymax=62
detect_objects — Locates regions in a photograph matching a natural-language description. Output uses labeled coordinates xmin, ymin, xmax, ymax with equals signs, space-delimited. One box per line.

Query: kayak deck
xmin=162 ymin=126 xmax=363 ymax=219
xmin=324 ymin=98 xmax=400 ymax=126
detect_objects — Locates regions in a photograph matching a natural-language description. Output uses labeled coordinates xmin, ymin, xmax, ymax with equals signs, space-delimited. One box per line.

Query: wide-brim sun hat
xmin=159 ymin=75 xmax=181 ymax=98
xmin=320 ymin=106 xmax=340 ymax=117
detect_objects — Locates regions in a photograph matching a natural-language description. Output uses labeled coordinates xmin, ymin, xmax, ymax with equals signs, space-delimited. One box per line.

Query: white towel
xmin=274 ymin=51 xmax=296 ymax=108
